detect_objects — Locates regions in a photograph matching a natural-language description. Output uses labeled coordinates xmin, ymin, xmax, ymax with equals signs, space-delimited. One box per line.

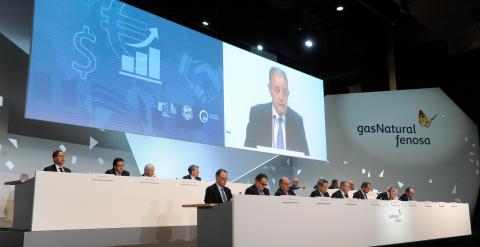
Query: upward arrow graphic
xmin=126 ymin=28 xmax=158 ymax=48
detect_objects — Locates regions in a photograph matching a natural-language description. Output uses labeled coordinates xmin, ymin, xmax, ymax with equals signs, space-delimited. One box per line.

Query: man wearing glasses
xmin=310 ymin=179 xmax=330 ymax=197
xmin=204 ymin=169 xmax=232 ymax=204
xmin=245 ymin=173 xmax=270 ymax=195
xmin=244 ymin=66 xmax=309 ymax=156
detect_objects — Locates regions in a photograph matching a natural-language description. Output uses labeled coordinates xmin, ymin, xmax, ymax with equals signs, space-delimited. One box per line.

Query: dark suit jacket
xmin=43 ymin=164 xmax=72 ymax=173
xmin=274 ymin=188 xmax=296 ymax=196
xmin=244 ymin=103 xmax=309 ymax=155
xmin=376 ymin=192 xmax=390 ymax=200
xmin=353 ymin=190 xmax=368 ymax=200
xmin=204 ymin=183 xmax=232 ymax=204
xmin=331 ymin=190 xmax=348 ymax=199
xmin=182 ymin=175 xmax=201 ymax=181
xmin=105 ymin=168 xmax=130 ymax=176
xmin=310 ymin=190 xmax=330 ymax=198
xmin=399 ymin=193 xmax=411 ymax=201
xmin=244 ymin=184 xmax=270 ymax=195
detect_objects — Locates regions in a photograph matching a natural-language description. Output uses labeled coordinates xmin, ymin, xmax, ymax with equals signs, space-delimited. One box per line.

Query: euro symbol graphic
xmin=72 ymin=26 xmax=97 ymax=80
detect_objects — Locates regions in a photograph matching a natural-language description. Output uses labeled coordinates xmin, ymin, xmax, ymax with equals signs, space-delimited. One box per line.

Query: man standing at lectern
xmin=43 ymin=150 xmax=72 ymax=173
xmin=244 ymin=67 xmax=309 ymax=156
xmin=331 ymin=181 xmax=351 ymax=199
xmin=204 ymin=169 xmax=232 ymax=204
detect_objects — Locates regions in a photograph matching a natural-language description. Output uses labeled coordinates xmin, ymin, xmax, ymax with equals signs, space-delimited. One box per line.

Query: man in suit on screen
xmin=43 ymin=150 xmax=72 ymax=173
xmin=204 ymin=169 xmax=232 ymax=204
xmin=244 ymin=67 xmax=309 ymax=156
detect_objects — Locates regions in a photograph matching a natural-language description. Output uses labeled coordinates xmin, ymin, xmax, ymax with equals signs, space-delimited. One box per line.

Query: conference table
xmin=7 ymin=171 xmax=472 ymax=247
xmin=195 ymin=195 xmax=471 ymax=247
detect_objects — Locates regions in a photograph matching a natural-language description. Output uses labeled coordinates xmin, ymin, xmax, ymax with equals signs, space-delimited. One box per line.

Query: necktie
xmin=344 ymin=193 xmax=349 ymax=198
xmin=320 ymin=192 xmax=323 ymax=197
xmin=59 ymin=167 xmax=64 ymax=172
xmin=276 ymin=118 xmax=284 ymax=149
xmin=220 ymin=187 xmax=228 ymax=203
xmin=365 ymin=193 xmax=368 ymax=199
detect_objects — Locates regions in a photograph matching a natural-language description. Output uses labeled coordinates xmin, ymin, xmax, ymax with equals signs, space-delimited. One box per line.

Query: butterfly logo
xmin=419 ymin=110 xmax=437 ymax=128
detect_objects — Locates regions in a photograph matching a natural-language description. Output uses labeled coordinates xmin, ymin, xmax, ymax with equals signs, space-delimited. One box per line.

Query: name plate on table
xmin=369 ymin=201 xmax=381 ymax=206
xmin=315 ymin=197 xmax=332 ymax=205
xmin=408 ymin=201 xmax=419 ymax=207
xmin=345 ymin=199 xmax=359 ymax=206
xmin=438 ymin=202 xmax=447 ymax=208
xmin=280 ymin=196 xmax=300 ymax=204
xmin=450 ymin=202 xmax=459 ymax=208
xmin=390 ymin=201 xmax=400 ymax=206
xmin=423 ymin=201 xmax=433 ymax=207
xmin=179 ymin=180 xmax=200 ymax=187
xmin=90 ymin=173 xmax=115 ymax=181
xmin=140 ymin=177 xmax=159 ymax=184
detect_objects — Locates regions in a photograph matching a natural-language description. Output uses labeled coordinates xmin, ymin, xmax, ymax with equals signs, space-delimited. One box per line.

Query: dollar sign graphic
xmin=72 ymin=26 xmax=97 ymax=80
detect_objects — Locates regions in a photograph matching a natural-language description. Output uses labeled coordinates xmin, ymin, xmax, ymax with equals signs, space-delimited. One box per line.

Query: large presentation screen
xmin=26 ymin=0 xmax=327 ymax=160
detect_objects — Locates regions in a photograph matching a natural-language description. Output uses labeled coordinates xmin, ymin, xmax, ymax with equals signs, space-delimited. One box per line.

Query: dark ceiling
xmin=122 ymin=0 xmax=480 ymax=125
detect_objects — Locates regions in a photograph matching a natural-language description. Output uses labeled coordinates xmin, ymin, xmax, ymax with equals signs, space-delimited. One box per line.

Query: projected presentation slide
xmin=26 ymin=0 xmax=224 ymax=146
xmin=25 ymin=0 xmax=326 ymax=160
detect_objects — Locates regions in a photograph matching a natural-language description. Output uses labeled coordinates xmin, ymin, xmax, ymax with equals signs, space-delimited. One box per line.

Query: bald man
xmin=244 ymin=67 xmax=309 ymax=156
xmin=274 ymin=177 xmax=296 ymax=196
xmin=142 ymin=164 xmax=156 ymax=177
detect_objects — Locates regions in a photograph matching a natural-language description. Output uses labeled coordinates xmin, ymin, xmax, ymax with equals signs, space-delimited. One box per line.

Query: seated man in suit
xmin=349 ymin=181 xmax=355 ymax=191
xmin=310 ymin=179 xmax=330 ymax=197
xmin=182 ymin=164 xmax=201 ymax=181
xmin=43 ymin=150 xmax=72 ymax=173
xmin=142 ymin=164 xmax=156 ymax=177
xmin=244 ymin=67 xmax=309 ymax=156
xmin=331 ymin=181 xmax=351 ymax=199
xmin=105 ymin=158 xmax=130 ymax=176
xmin=274 ymin=177 xmax=296 ymax=196
xmin=245 ymin=173 xmax=270 ymax=195
xmin=377 ymin=187 xmax=398 ymax=200
xmin=328 ymin=179 xmax=339 ymax=189
xmin=204 ymin=169 xmax=232 ymax=204
xmin=399 ymin=187 xmax=415 ymax=201
xmin=353 ymin=182 xmax=372 ymax=200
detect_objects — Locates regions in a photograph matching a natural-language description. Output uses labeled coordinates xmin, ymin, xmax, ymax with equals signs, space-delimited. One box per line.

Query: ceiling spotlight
xmin=202 ymin=20 xmax=209 ymax=26
xmin=257 ymin=44 xmax=263 ymax=51
xmin=336 ymin=5 xmax=344 ymax=11
xmin=305 ymin=40 xmax=313 ymax=48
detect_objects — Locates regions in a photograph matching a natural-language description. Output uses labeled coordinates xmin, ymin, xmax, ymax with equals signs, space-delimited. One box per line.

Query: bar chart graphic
xmin=119 ymin=28 xmax=162 ymax=84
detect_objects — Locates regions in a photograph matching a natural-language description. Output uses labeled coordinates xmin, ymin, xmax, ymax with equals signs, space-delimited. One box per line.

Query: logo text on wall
xmin=356 ymin=110 xmax=436 ymax=148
